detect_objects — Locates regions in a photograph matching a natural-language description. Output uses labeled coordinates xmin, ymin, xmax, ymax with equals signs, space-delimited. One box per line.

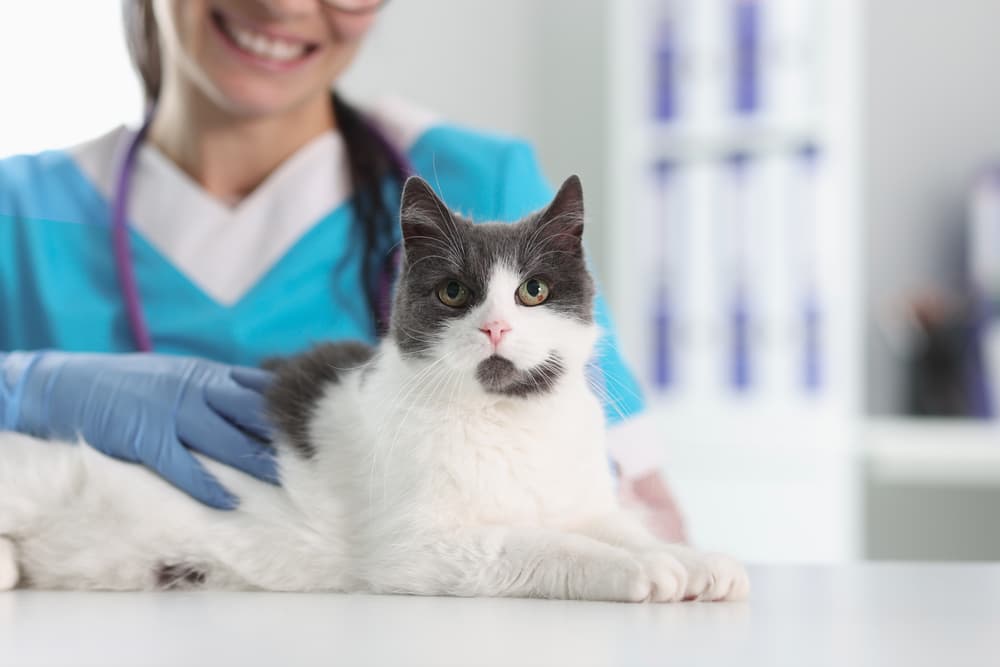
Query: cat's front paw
xmin=664 ymin=545 xmax=750 ymax=602
xmin=635 ymin=551 xmax=687 ymax=602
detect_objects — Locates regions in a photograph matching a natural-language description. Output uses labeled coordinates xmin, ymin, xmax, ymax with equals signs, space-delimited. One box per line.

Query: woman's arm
xmin=0 ymin=351 xmax=278 ymax=509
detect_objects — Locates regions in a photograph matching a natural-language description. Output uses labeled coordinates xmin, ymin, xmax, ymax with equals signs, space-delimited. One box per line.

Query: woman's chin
xmin=203 ymin=78 xmax=319 ymax=118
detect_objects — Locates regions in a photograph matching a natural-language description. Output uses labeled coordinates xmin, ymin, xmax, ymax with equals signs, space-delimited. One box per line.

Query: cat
xmin=0 ymin=175 xmax=748 ymax=602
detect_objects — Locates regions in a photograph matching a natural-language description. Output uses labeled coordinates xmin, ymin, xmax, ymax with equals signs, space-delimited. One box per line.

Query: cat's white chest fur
xmin=417 ymin=388 xmax=612 ymax=527
xmin=312 ymin=343 xmax=615 ymax=536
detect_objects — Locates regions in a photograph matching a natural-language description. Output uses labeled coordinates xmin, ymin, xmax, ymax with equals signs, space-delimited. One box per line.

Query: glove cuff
xmin=0 ymin=351 xmax=46 ymax=431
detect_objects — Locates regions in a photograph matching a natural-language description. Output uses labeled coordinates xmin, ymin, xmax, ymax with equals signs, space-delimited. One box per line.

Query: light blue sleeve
xmin=495 ymin=143 xmax=647 ymax=426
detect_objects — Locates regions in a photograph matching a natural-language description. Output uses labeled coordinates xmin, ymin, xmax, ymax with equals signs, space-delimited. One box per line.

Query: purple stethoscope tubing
xmin=111 ymin=115 xmax=155 ymax=353
xmin=111 ymin=110 xmax=413 ymax=353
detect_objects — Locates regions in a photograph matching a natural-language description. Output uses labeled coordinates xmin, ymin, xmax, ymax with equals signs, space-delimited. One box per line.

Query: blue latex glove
xmin=0 ymin=351 xmax=278 ymax=509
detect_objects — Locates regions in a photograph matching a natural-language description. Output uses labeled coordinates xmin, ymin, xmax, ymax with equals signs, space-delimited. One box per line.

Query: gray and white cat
xmin=0 ymin=176 xmax=748 ymax=602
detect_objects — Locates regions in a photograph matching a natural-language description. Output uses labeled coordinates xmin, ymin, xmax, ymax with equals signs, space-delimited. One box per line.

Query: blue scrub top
xmin=0 ymin=99 xmax=645 ymax=425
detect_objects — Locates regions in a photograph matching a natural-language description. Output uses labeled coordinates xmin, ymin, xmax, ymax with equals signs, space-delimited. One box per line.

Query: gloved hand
xmin=0 ymin=351 xmax=278 ymax=509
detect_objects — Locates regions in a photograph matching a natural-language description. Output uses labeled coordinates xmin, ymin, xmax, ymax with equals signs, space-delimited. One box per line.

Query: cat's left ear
xmin=533 ymin=175 xmax=585 ymax=256
xmin=399 ymin=176 xmax=457 ymax=250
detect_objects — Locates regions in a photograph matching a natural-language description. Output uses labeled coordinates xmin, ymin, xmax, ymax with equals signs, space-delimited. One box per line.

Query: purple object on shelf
xmin=653 ymin=16 xmax=678 ymax=122
xmin=654 ymin=283 xmax=674 ymax=389
xmin=798 ymin=142 xmax=820 ymax=164
xmin=730 ymin=288 xmax=751 ymax=391
xmin=726 ymin=150 xmax=752 ymax=172
xmin=733 ymin=0 xmax=761 ymax=115
xmin=798 ymin=143 xmax=822 ymax=393
xmin=725 ymin=152 xmax=752 ymax=391
xmin=652 ymin=160 xmax=675 ymax=390
xmin=803 ymin=295 xmax=822 ymax=392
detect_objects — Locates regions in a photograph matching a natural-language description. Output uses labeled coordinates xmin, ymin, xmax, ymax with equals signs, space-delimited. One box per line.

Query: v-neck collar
xmin=138 ymin=130 xmax=344 ymax=217
xmin=126 ymin=130 xmax=350 ymax=306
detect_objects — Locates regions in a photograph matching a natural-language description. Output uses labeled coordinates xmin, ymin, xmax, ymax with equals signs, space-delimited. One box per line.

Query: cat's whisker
xmin=445 ymin=361 xmax=464 ymax=417
xmin=418 ymin=157 xmax=461 ymax=259
xmin=593 ymin=366 xmax=647 ymax=404
xmin=405 ymin=253 xmax=460 ymax=274
xmin=364 ymin=352 xmax=440 ymax=417
xmin=366 ymin=353 xmax=452 ymax=502
xmin=368 ymin=353 xmax=454 ymax=505
xmin=377 ymin=360 xmax=455 ymax=509
xmin=524 ymin=210 xmax=578 ymax=250
xmin=394 ymin=325 xmax=440 ymax=342
xmin=427 ymin=182 xmax=467 ymax=258
xmin=398 ymin=234 xmax=454 ymax=256
xmin=585 ymin=376 xmax=632 ymax=426
xmin=367 ymin=354 xmax=448 ymax=438
xmin=530 ymin=247 xmax=583 ymax=263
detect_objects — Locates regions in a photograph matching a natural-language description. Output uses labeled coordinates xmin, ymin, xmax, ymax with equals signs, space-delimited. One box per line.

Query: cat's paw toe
xmin=682 ymin=561 xmax=713 ymax=601
xmin=586 ymin=556 xmax=651 ymax=603
xmin=699 ymin=553 xmax=750 ymax=602
xmin=611 ymin=558 xmax=654 ymax=603
xmin=638 ymin=552 xmax=687 ymax=602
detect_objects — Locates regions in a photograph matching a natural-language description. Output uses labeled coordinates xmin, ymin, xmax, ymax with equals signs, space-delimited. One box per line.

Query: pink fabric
xmin=618 ymin=471 xmax=688 ymax=544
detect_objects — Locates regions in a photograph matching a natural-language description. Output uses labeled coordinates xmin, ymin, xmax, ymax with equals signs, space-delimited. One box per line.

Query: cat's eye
xmin=437 ymin=280 xmax=470 ymax=307
xmin=517 ymin=278 xmax=550 ymax=306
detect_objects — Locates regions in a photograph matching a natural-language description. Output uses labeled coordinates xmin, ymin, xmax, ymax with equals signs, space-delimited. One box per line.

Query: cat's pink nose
xmin=480 ymin=320 xmax=512 ymax=347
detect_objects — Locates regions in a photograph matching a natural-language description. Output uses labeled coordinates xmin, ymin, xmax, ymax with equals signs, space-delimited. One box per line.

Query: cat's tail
xmin=0 ymin=537 xmax=19 ymax=590
xmin=0 ymin=432 xmax=85 ymax=590
xmin=0 ymin=432 xmax=82 ymax=536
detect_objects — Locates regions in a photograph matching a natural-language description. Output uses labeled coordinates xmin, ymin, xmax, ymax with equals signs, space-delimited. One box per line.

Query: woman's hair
xmin=121 ymin=0 xmax=404 ymax=333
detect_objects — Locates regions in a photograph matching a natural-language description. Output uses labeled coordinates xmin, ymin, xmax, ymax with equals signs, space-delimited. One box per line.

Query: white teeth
xmin=225 ymin=21 xmax=308 ymax=62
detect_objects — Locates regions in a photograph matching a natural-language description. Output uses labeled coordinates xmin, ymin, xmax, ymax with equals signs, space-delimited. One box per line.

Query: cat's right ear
xmin=532 ymin=175 xmax=585 ymax=257
xmin=399 ymin=176 xmax=454 ymax=249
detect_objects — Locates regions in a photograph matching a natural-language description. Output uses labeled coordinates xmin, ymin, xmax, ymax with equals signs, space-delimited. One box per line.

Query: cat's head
xmin=390 ymin=175 xmax=597 ymax=397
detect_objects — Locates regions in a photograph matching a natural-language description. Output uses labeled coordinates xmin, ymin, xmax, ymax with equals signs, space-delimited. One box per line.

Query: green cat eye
xmin=437 ymin=280 xmax=470 ymax=308
xmin=517 ymin=278 xmax=550 ymax=306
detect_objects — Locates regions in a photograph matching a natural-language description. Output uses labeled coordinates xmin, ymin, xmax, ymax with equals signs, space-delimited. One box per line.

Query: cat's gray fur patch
xmin=391 ymin=175 xmax=594 ymax=361
xmin=476 ymin=353 xmax=566 ymax=397
xmin=155 ymin=563 xmax=207 ymax=590
xmin=265 ymin=342 xmax=374 ymax=458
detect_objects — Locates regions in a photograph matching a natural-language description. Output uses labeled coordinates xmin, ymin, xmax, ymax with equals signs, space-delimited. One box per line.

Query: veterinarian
xmin=0 ymin=0 xmax=685 ymax=540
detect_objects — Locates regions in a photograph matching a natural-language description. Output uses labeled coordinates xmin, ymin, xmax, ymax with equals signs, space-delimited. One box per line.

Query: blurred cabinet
xmin=605 ymin=0 xmax=861 ymax=562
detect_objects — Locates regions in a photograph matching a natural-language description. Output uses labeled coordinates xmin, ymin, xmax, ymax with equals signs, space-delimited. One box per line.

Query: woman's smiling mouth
xmin=210 ymin=8 xmax=321 ymax=69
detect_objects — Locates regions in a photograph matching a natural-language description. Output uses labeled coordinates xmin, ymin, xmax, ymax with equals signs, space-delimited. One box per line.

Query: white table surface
xmin=2 ymin=563 xmax=998 ymax=667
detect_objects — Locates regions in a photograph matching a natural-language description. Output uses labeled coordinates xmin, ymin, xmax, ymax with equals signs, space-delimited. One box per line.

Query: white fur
xmin=0 ymin=268 xmax=748 ymax=601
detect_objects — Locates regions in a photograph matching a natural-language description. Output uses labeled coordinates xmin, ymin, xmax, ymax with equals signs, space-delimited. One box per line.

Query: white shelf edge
xmin=864 ymin=418 xmax=1000 ymax=486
